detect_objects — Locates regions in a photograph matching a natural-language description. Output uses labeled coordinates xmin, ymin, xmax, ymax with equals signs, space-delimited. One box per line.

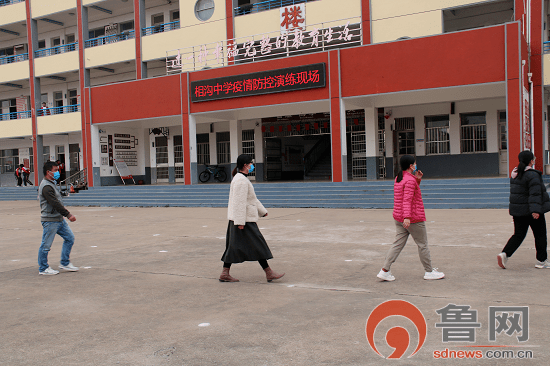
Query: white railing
xmin=166 ymin=16 xmax=361 ymax=74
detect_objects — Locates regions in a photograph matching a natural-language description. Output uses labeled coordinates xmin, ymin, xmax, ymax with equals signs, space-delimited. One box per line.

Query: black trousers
xmin=502 ymin=215 xmax=548 ymax=262
xmin=224 ymin=259 xmax=268 ymax=269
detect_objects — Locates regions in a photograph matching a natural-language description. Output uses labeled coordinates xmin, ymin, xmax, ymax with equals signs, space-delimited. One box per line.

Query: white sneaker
xmin=424 ymin=268 xmax=445 ymax=280
xmin=59 ymin=262 xmax=79 ymax=272
xmin=497 ymin=253 xmax=508 ymax=269
xmin=377 ymin=269 xmax=395 ymax=281
xmin=535 ymin=260 xmax=550 ymax=269
xmin=39 ymin=267 xmax=59 ymax=275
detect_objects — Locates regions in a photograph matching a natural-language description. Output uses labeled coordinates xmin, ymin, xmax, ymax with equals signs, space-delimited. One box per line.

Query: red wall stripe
xmin=225 ymin=0 xmax=234 ymax=65
xmin=506 ymin=23 xmax=521 ymax=175
xmin=531 ymin=0 xmax=544 ymax=164
xmin=90 ymin=75 xmax=181 ymax=123
xmin=134 ymin=0 xmax=142 ymax=80
xmin=329 ymin=50 xmax=342 ymax=182
xmin=340 ymin=26 xmax=506 ymax=97
xmin=24 ymin=1 xmax=39 ymax=185
xmin=361 ymin=0 xmax=371 ymax=45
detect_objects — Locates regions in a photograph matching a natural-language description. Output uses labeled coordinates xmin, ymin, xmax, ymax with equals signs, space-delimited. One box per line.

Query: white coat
xmin=227 ymin=172 xmax=268 ymax=226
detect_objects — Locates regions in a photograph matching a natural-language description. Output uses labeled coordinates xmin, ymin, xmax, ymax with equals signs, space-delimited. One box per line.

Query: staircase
xmin=4 ymin=177 xmax=547 ymax=209
xmin=304 ymin=151 xmax=331 ymax=180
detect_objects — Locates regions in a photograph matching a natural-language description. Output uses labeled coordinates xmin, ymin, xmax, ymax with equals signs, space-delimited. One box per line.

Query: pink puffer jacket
xmin=393 ymin=171 xmax=426 ymax=223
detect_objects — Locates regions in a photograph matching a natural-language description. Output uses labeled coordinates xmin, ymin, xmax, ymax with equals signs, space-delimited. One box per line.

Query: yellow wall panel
xmin=544 ymin=54 xmax=550 ymax=86
xmin=0 ymin=118 xmax=32 ymax=138
xmin=234 ymin=9 xmax=280 ymax=39
xmin=372 ymin=10 xmax=442 ymax=43
xmin=142 ymin=23 xmax=226 ymax=61
xmin=179 ymin=0 xmax=226 ymax=28
xmin=371 ymin=0 xmax=491 ymax=20
xmin=31 ymin=0 xmax=76 ymax=18
xmin=0 ymin=2 xmax=26 ymax=27
xmin=85 ymin=39 xmax=135 ymax=68
xmin=0 ymin=60 xmax=29 ymax=83
xmin=35 ymin=51 xmax=79 ymax=77
xmin=37 ymin=113 xmax=82 ymax=135
xmin=82 ymin=0 xmax=102 ymax=5
xmin=306 ymin=0 xmax=361 ymax=28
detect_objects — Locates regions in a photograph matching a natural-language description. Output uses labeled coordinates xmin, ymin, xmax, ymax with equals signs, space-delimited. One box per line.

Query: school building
xmin=0 ymin=0 xmax=548 ymax=186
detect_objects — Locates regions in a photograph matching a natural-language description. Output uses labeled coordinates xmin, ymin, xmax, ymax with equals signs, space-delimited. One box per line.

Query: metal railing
xmin=84 ymin=30 xmax=135 ymax=48
xmin=0 ymin=53 xmax=29 ymax=65
xmin=58 ymin=168 xmax=87 ymax=192
xmin=35 ymin=42 xmax=78 ymax=58
xmin=166 ymin=16 xmax=361 ymax=74
xmin=0 ymin=0 xmax=24 ymax=7
xmin=544 ymin=41 xmax=550 ymax=53
xmin=234 ymin=0 xmax=313 ymax=16
xmin=38 ymin=104 xmax=81 ymax=116
xmin=303 ymin=135 xmax=330 ymax=176
xmin=142 ymin=21 xmax=180 ymax=36
xmin=0 ymin=110 xmax=31 ymax=121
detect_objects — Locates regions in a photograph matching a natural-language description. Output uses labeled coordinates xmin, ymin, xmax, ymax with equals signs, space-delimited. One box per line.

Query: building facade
xmin=0 ymin=0 xmax=547 ymax=186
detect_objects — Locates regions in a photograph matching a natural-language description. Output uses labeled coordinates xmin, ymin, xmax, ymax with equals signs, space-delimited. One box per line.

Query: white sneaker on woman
xmin=377 ymin=269 xmax=395 ymax=281
xmin=535 ymin=260 xmax=550 ymax=269
xmin=424 ymin=268 xmax=445 ymax=280
xmin=497 ymin=253 xmax=508 ymax=269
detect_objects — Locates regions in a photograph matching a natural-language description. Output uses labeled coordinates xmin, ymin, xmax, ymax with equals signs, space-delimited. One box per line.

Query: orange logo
xmin=366 ymin=300 xmax=427 ymax=359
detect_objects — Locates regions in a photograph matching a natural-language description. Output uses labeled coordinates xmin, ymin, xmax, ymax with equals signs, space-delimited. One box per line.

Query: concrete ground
xmin=0 ymin=201 xmax=548 ymax=366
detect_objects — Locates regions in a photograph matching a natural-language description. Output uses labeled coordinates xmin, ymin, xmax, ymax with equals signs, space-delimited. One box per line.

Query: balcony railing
xmin=0 ymin=0 xmax=24 ymax=7
xmin=544 ymin=41 xmax=550 ymax=53
xmin=0 ymin=53 xmax=29 ymax=65
xmin=35 ymin=42 xmax=78 ymax=58
xmin=234 ymin=0 xmax=313 ymax=16
xmin=38 ymin=104 xmax=80 ymax=116
xmin=0 ymin=110 xmax=31 ymax=121
xmin=142 ymin=21 xmax=180 ymax=36
xmin=84 ymin=31 xmax=135 ymax=48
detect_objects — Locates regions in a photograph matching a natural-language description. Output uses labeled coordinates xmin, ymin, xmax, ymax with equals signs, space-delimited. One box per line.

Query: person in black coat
xmin=498 ymin=150 xmax=550 ymax=269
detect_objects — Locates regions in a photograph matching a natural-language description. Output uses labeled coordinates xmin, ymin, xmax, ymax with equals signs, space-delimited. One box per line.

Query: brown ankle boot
xmin=219 ymin=268 xmax=239 ymax=282
xmin=264 ymin=267 xmax=285 ymax=282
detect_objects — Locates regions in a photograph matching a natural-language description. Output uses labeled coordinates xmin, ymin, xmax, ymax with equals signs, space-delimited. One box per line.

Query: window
xmin=242 ymin=130 xmax=255 ymax=177
xmin=425 ymin=115 xmax=450 ymax=155
xmin=38 ymin=40 xmax=46 ymax=49
xmin=197 ymin=133 xmax=210 ymax=165
xmin=195 ymin=0 xmax=215 ymax=21
xmin=0 ymin=149 xmax=18 ymax=173
xmin=460 ymin=112 xmax=487 ymax=153
xmin=54 ymin=92 xmax=63 ymax=113
xmin=43 ymin=146 xmax=50 ymax=164
xmin=120 ymin=20 xmax=134 ymax=32
xmin=170 ymin=10 xmax=180 ymax=22
xmin=216 ymin=132 xmax=230 ymax=164
xmin=89 ymin=28 xmax=105 ymax=39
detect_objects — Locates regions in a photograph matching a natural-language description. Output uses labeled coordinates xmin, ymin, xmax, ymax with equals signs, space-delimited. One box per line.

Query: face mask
xmin=53 ymin=171 xmax=60 ymax=181
xmin=248 ymin=164 xmax=255 ymax=173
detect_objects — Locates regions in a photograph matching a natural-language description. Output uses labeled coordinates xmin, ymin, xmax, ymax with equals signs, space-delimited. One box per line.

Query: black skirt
xmin=221 ymin=221 xmax=273 ymax=263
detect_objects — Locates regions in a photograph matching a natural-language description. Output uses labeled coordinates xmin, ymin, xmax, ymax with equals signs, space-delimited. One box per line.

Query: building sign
xmin=166 ymin=20 xmax=359 ymax=74
xmin=523 ymin=87 xmax=531 ymax=150
xmin=280 ymin=4 xmax=305 ymax=33
xmin=191 ymin=63 xmax=326 ymax=102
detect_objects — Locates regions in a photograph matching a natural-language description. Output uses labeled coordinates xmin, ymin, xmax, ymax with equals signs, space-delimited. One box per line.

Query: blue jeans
xmin=38 ymin=220 xmax=75 ymax=272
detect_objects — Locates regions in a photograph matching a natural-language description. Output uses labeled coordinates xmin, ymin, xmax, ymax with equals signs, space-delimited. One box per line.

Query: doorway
xmin=498 ymin=111 xmax=507 ymax=175
xmin=155 ymin=136 xmax=169 ymax=183
xmin=173 ymin=135 xmax=184 ymax=183
xmin=69 ymin=143 xmax=80 ymax=177
xmin=393 ymin=117 xmax=415 ymax=176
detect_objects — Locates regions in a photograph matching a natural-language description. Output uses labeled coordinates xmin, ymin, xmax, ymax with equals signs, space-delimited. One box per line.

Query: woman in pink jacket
xmin=377 ymin=155 xmax=445 ymax=281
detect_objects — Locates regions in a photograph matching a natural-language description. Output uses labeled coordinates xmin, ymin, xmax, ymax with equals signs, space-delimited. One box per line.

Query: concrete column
xmin=149 ymin=133 xmax=157 ymax=184
xmin=91 ymin=125 xmax=101 ymax=186
xmin=340 ymin=99 xmax=348 ymax=181
xmin=229 ymin=119 xmax=241 ymax=172
xmin=35 ymin=135 xmax=44 ymax=182
xmin=209 ymin=124 xmax=217 ymax=165
xmin=188 ymin=115 xmax=198 ymax=184
xmin=364 ymin=107 xmax=378 ymax=180
xmin=167 ymin=129 xmax=175 ymax=183
xmin=449 ymin=112 xmax=461 ymax=155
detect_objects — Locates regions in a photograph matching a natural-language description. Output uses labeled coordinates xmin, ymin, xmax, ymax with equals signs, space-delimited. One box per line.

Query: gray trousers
xmin=383 ymin=220 xmax=433 ymax=272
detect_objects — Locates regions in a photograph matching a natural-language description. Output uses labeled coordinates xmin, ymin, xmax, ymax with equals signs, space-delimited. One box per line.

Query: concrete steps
xmin=1 ymin=177 xmax=537 ymax=209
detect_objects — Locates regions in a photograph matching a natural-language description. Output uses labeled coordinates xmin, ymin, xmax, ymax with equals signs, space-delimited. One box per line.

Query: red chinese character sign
xmin=191 ymin=63 xmax=326 ymax=102
xmin=280 ymin=4 xmax=306 ymax=33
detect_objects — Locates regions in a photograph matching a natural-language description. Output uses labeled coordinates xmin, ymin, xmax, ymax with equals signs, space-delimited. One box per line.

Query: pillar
xmin=329 ymin=50 xmax=343 ymax=182
xmin=229 ymin=119 xmax=242 ymax=173
xmin=365 ymin=107 xmax=378 ymax=180
xmin=188 ymin=115 xmax=198 ymax=184
xmin=254 ymin=120 xmax=264 ymax=181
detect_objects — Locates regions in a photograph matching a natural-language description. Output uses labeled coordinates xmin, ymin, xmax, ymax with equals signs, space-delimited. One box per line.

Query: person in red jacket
xmin=377 ymin=155 xmax=445 ymax=281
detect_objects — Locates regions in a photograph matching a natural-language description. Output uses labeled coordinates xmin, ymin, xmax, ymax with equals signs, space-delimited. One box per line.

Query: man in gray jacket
xmin=38 ymin=161 xmax=78 ymax=275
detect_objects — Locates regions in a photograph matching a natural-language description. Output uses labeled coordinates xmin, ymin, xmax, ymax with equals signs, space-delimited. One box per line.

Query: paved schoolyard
xmin=0 ymin=201 xmax=548 ymax=365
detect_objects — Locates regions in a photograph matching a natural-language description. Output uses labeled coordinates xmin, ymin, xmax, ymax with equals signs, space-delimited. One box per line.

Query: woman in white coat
xmin=219 ymin=154 xmax=285 ymax=283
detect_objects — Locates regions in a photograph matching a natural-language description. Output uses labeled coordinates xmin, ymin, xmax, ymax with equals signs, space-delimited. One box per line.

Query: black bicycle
xmin=199 ymin=165 xmax=227 ymax=183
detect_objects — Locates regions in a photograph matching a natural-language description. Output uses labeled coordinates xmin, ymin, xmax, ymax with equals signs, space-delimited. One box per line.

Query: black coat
xmin=509 ymin=169 xmax=550 ymax=216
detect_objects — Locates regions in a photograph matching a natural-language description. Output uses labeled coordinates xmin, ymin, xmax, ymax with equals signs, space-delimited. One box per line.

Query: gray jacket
xmin=39 ymin=179 xmax=70 ymax=222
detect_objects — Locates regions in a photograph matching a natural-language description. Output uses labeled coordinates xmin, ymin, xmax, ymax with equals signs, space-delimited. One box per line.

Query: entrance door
xmin=351 ymin=131 xmax=366 ymax=179
xmin=155 ymin=136 xmax=169 ymax=183
xmin=69 ymin=143 xmax=80 ymax=177
xmin=498 ymin=111 xmax=507 ymax=175
xmin=265 ymin=138 xmax=282 ymax=181
xmin=173 ymin=135 xmax=184 ymax=183
xmin=393 ymin=117 xmax=415 ymax=176
xmin=56 ymin=145 xmax=66 ymax=181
